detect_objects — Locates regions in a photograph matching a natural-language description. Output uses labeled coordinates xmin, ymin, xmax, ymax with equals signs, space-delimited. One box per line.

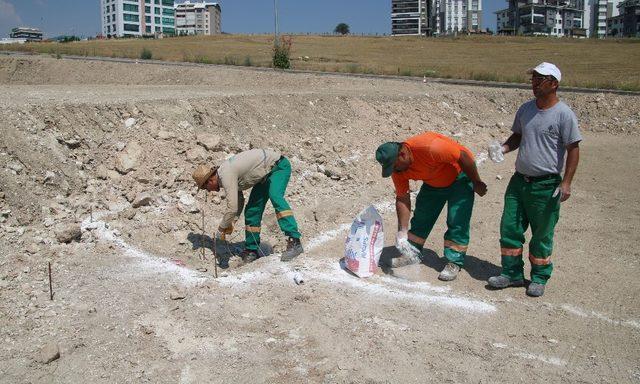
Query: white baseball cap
xmin=528 ymin=62 xmax=562 ymax=82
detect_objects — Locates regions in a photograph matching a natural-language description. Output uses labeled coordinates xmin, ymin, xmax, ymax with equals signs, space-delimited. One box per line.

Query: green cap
xmin=375 ymin=142 xmax=400 ymax=178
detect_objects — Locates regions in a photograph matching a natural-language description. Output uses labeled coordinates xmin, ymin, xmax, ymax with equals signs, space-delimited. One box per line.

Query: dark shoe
xmin=487 ymin=275 xmax=525 ymax=289
xmin=281 ymin=237 xmax=303 ymax=262
xmin=239 ymin=249 xmax=258 ymax=264
xmin=438 ymin=263 xmax=461 ymax=281
xmin=526 ymin=282 xmax=545 ymax=297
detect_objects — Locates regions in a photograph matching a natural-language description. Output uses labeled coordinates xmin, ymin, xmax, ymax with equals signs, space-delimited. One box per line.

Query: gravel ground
xmin=0 ymin=55 xmax=639 ymax=384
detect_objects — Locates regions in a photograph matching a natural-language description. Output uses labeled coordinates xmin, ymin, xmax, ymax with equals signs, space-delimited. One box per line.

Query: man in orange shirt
xmin=376 ymin=132 xmax=487 ymax=281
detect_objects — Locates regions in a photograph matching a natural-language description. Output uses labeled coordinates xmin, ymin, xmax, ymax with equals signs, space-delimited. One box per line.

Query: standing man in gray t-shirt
xmin=488 ymin=62 xmax=582 ymax=297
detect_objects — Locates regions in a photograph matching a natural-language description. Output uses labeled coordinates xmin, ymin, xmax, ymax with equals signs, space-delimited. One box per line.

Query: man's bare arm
xmin=502 ymin=133 xmax=522 ymax=154
xmin=559 ymin=142 xmax=580 ymax=202
xmin=458 ymin=151 xmax=487 ymax=197
xmin=396 ymin=193 xmax=411 ymax=231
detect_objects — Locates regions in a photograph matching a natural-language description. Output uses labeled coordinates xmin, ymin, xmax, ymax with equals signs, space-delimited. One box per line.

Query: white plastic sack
xmin=344 ymin=205 xmax=384 ymax=278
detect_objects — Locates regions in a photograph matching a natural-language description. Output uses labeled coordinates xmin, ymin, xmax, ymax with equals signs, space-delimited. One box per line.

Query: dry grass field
xmin=4 ymin=34 xmax=640 ymax=90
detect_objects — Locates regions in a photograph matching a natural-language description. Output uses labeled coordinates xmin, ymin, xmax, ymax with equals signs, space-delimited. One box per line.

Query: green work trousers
xmin=499 ymin=173 xmax=561 ymax=285
xmin=408 ymin=173 xmax=475 ymax=267
xmin=244 ymin=157 xmax=301 ymax=251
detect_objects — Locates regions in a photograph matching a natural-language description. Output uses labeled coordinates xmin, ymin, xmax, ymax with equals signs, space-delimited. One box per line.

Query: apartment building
xmin=606 ymin=13 xmax=624 ymax=34
xmin=391 ymin=0 xmax=431 ymax=35
xmin=433 ymin=0 xmax=482 ymax=34
xmin=618 ymin=0 xmax=640 ymax=36
xmin=391 ymin=0 xmax=482 ymax=36
xmin=175 ymin=1 xmax=221 ymax=35
xmin=101 ymin=0 xmax=176 ymax=38
xmin=496 ymin=0 xmax=586 ymax=37
xmin=496 ymin=8 xmax=516 ymax=34
xmin=9 ymin=27 xmax=43 ymax=41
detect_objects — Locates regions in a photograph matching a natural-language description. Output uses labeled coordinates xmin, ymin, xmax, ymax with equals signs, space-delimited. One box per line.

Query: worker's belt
xmin=515 ymin=172 xmax=559 ymax=183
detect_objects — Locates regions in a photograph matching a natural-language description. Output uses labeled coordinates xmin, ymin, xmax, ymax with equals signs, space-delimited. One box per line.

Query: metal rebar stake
xmin=48 ymin=262 xmax=53 ymax=300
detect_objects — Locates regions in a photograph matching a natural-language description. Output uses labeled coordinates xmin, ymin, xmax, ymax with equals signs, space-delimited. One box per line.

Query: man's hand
xmin=473 ymin=180 xmax=488 ymax=197
xmin=215 ymin=226 xmax=233 ymax=241
xmin=558 ymin=181 xmax=571 ymax=202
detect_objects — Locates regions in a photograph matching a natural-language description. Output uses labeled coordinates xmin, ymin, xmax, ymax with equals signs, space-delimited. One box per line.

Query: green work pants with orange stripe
xmin=408 ymin=173 xmax=474 ymax=267
xmin=499 ymin=173 xmax=561 ymax=285
xmin=244 ymin=157 xmax=301 ymax=251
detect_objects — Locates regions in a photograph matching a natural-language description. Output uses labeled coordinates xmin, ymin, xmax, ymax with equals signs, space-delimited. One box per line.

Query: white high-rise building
xmin=433 ymin=0 xmax=483 ymax=35
xmin=391 ymin=0 xmax=482 ymax=36
xmin=175 ymin=1 xmax=221 ymax=35
xmin=101 ymin=0 xmax=176 ymax=38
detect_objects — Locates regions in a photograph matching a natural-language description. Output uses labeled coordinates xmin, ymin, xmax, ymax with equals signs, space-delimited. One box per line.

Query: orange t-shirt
xmin=392 ymin=132 xmax=473 ymax=196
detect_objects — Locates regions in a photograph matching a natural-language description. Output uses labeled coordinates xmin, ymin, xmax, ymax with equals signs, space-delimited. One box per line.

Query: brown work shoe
xmin=281 ymin=237 xmax=303 ymax=262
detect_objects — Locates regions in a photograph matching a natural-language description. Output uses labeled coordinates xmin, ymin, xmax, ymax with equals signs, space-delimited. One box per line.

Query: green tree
xmin=334 ymin=23 xmax=350 ymax=35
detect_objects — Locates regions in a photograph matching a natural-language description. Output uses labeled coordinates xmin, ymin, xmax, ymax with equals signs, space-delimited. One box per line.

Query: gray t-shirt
xmin=512 ymin=100 xmax=582 ymax=176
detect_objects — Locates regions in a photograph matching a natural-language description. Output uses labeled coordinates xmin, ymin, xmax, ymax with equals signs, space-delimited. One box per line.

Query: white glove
xmin=395 ymin=230 xmax=422 ymax=262
xmin=488 ymin=140 xmax=505 ymax=163
xmin=395 ymin=230 xmax=408 ymax=247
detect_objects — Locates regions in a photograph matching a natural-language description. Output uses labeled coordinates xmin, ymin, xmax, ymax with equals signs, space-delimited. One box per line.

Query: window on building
xmin=123 ymin=3 xmax=139 ymax=12
xmin=112 ymin=4 xmax=115 ymax=11
xmin=163 ymin=8 xmax=174 ymax=16
xmin=146 ymin=26 xmax=151 ymax=33
xmin=145 ymin=6 xmax=151 ymax=13
xmin=123 ymin=13 xmax=139 ymax=22
xmin=162 ymin=0 xmax=173 ymax=5
xmin=155 ymin=7 xmax=161 ymax=14
xmin=124 ymin=24 xmax=139 ymax=32
xmin=155 ymin=17 xmax=161 ymax=24
xmin=162 ymin=17 xmax=174 ymax=25
xmin=145 ymin=16 xmax=151 ymax=23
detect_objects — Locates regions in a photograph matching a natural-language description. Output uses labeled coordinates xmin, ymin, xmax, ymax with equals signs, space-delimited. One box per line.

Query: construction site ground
xmin=0 ymin=55 xmax=639 ymax=383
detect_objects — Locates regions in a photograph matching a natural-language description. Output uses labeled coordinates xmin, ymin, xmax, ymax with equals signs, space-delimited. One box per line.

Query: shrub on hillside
xmin=140 ymin=48 xmax=153 ymax=60
xmin=273 ymin=36 xmax=292 ymax=69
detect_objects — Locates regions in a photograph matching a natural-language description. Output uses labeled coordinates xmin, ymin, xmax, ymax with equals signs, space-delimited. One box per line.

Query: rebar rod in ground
xmin=200 ymin=193 xmax=208 ymax=262
xmin=48 ymin=262 xmax=53 ymax=300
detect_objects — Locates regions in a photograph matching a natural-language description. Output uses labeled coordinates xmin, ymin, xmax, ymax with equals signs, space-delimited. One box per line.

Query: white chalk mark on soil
xmin=492 ymin=342 xmax=567 ymax=366
xmin=82 ymin=213 xmax=207 ymax=286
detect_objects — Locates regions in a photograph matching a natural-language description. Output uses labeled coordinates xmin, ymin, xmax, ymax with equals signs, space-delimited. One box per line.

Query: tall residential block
xmin=391 ymin=0 xmax=482 ymax=35
xmin=617 ymin=0 xmax=639 ymax=36
xmin=391 ymin=0 xmax=431 ymax=35
xmin=175 ymin=1 xmax=221 ymax=35
xmin=497 ymin=0 xmax=637 ymax=37
xmin=101 ymin=0 xmax=176 ymax=38
xmin=495 ymin=0 xmax=586 ymax=37
xmin=433 ymin=0 xmax=483 ymax=34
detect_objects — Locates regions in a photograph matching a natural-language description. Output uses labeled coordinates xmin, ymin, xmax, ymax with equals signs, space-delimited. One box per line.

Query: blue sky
xmin=0 ymin=0 xmax=506 ymax=38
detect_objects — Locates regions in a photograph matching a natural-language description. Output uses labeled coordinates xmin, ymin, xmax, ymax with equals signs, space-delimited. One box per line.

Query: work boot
xmin=526 ymin=282 xmax=546 ymax=297
xmin=239 ymin=249 xmax=259 ymax=264
xmin=281 ymin=237 xmax=303 ymax=262
xmin=438 ymin=262 xmax=461 ymax=281
xmin=487 ymin=275 xmax=525 ymax=289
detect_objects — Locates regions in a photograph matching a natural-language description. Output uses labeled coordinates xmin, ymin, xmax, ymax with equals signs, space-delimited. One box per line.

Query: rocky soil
xmin=0 ymin=55 xmax=639 ymax=383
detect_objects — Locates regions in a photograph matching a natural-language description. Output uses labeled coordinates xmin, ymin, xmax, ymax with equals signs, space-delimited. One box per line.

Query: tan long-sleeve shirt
xmin=217 ymin=148 xmax=281 ymax=229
